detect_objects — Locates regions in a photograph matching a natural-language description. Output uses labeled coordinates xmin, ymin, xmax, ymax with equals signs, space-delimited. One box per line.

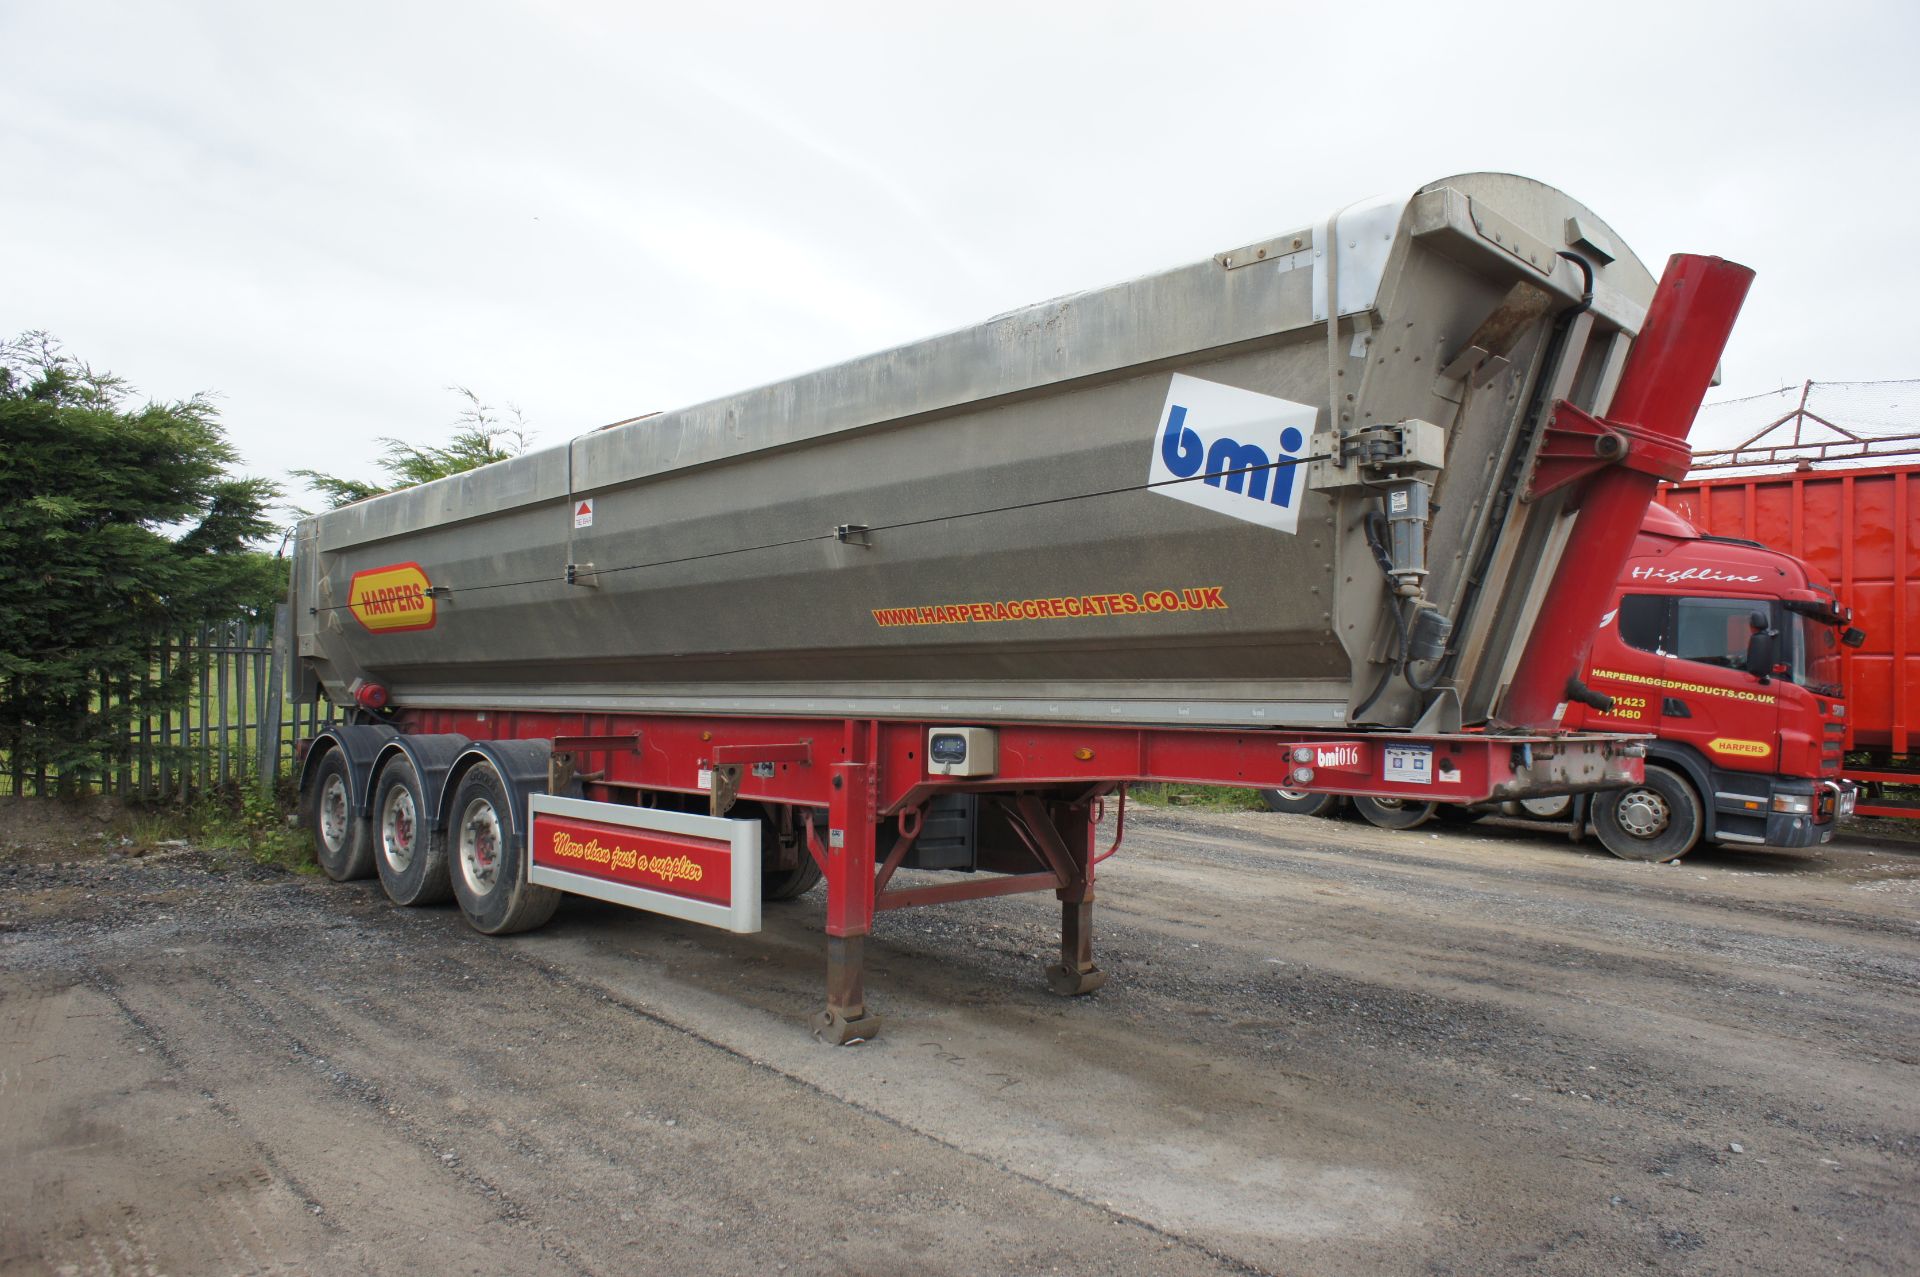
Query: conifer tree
xmin=0 ymin=332 xmax=285 ymax=790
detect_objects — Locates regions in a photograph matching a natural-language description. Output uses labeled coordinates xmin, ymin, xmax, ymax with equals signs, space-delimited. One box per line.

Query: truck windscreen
xmin=1790 ymin=613 xmax=1844 ymax=698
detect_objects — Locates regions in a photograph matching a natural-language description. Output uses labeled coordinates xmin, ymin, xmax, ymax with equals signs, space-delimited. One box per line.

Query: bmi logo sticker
xmin=1148 ymin=374 xmax=1317 ymax=534
xmin=574 ymin=498 xmax=594 ymax=529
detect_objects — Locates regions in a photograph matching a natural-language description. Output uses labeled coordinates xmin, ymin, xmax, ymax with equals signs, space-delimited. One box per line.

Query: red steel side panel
xmin=1660 ymin=462 xmax=1919 ymax=759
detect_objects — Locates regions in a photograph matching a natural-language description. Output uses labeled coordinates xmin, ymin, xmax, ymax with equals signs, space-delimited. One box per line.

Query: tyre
xmin=1433 ymin=804 xmax=1488 ymax=825
xmin=372 ymin=756 xmax=452 ymax=906
xmin=762 ymin=856 xmax=823 ymax=901
xmin=1518 ymin=794 xmax=1576 ymax=821
xmin=1258 ymin=789 xmax=1341 ymax=817
xmin=733 ymin=802 xmax=823 ymax=901
xmin=447 ymin=761 xmax=560 ymax=936
xmin=306 ymin=749 xmax=374 ymax=882
xmin=1352 ymin=796 xmax=1437 ymax=830
xmin=1592 ymin=765 xmax=1703 ymax=863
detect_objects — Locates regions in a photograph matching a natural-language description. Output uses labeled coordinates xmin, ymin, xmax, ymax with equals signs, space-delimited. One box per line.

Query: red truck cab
xmin=1567 ymin=502 xmax=1859 ymax=859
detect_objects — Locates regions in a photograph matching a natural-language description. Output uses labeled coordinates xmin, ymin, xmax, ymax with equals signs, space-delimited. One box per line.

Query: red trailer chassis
xmin=382 ymin=706 xmax=1641 ymax=1040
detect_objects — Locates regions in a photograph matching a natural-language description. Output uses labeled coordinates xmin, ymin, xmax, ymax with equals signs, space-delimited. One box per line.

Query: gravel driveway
xmin=3 ymin=801 xmax=1915 ymax=1275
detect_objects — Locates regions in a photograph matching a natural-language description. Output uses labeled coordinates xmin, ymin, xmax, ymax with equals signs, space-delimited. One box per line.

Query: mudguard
xmin=370 ymin=734 xmax=472 ymax=833
xmin=299 ymin=723 xmax=399 ymax=819
xmin=439 ymin=739 xmax=555 ymax=841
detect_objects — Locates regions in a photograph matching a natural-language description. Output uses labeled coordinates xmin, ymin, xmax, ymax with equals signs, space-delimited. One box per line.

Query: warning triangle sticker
xmin=576 ymin=502 xmax=591 ymax=516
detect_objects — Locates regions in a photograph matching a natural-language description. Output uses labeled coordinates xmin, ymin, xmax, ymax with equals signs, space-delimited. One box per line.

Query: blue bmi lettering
xmin=1158 ymin=403 xmax=1307 ymax=509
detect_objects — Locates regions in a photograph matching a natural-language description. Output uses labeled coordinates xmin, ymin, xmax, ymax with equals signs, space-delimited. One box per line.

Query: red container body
xmin=1658 ymin=464 xmax=1919 ymax=766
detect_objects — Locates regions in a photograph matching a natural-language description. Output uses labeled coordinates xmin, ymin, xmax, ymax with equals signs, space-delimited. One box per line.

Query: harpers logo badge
xmin=348 ymin=562 xmax=437 ymax=633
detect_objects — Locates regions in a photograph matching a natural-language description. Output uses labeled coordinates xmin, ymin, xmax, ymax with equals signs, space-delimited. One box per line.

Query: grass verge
xmin=133 ymin=785 xmax=317 ymax=873
xmin=1127 ymin=783 xmax=1269 ymax=813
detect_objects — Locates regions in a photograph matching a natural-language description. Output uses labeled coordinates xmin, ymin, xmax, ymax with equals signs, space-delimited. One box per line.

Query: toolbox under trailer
xmin=291 ymin=175 xmax=1752 ymax=1040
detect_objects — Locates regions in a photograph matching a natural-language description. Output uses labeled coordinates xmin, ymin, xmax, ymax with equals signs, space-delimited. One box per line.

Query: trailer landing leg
xmin=1046 ymin=898 xmax=1107 ymax=996
xmin=817 ymin=934 xmax=882 ymax=1044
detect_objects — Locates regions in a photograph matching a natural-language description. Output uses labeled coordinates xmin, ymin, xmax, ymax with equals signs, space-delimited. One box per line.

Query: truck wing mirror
xmin=1743 ymin=617 xmax=1776 ymax=685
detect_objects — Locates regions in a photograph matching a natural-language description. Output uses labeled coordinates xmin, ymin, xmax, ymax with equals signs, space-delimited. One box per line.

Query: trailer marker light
xmin=1291 ymin=767 xmax=1314 ymax=785
xmin=1074 ymin=748 xmax=1095 ymax=761
xmin=1291 ymin=746 xmax=1314 ymax=763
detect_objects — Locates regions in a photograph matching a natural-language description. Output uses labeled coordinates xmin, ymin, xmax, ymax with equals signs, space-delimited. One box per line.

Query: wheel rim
xmin=320 ymin=775 xmax=350 ymax=855
xmin=1274 ymin=789 xmax=1311 ymax=801
xmin=381 ymin=783 xmax=419 ymax=872
xmin=1356 ymin=796 xmax=1436 ymax=829
xmin=458 ymin=797 xmax=502 ymax=896
xmin=1615 ymin=787 xmax=1671 ymax=839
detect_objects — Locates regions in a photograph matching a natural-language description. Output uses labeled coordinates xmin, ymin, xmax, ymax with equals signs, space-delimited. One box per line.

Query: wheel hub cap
xmin=1617 ymin=788 xmax=1671 ymax=839
xmin=320 ymin=776 xmax=349 ymax=854
xmin=382 ymin=786 xmax=418 ymax=872
xmin=460 ymin=799 xmax=501 ymax=895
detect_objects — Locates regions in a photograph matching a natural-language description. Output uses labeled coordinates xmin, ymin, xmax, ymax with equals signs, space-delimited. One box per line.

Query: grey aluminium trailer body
xmin=293 ymin=173 xmax=1657 ymax=733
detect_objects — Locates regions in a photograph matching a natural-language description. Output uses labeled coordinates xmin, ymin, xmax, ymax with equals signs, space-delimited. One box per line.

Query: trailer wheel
xmin=1518 ymin=794 xmax=1576 ymax=821
xmin=1592 ymin=765 xmax=1702 ymax=863
xmin=1258 ymin=789 xmax=1341 ymax=817
xmin=306 ymin=750 xmax=375 ymax=881
xmin=372 ymin=757 xmax=453 ymax=906
xmin=447 ymin=762 xmax=560 ymax=936
xmin=1352 ymin=796 xmax=1437 ymax=830
xmin=762 ymin=858 xmax=823 ymax=901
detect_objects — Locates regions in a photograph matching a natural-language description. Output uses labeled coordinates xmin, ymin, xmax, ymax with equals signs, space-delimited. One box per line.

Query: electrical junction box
xmin=926 ymin=727 xmax=997 ymax=777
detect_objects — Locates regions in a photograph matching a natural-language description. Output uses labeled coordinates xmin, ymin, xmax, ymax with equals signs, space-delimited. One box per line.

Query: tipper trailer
xmin=290 ymin=173 xmax=1751 ymax=1040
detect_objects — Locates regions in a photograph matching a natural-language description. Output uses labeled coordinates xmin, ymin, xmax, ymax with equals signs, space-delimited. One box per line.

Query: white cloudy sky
xmin=5 ymin=1 xmax=1914 ymax=512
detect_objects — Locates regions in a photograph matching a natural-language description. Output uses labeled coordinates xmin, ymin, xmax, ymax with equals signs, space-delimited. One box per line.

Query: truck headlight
xmin=1771 ymin=794 xmax=1813 ymax=815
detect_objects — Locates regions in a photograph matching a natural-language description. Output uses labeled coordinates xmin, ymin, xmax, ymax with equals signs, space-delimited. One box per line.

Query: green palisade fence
xmin=2 ymin=603 xmax=346 ymax=800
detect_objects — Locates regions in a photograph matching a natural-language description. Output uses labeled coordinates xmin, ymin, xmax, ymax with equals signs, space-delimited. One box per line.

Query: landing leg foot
xmin=1047 ymin=898 xmax=1106 ymax=996
xmin=818 ymin=932 xmax=882 ymax=1044
xmin=1044 ymin=961 xmax=1107 ymax=996
xmin=813 ymin=1006 xmax=884 ymax=1044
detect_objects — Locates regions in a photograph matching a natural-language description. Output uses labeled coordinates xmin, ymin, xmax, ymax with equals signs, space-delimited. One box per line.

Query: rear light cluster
xmin=348 ymin=678 xmax=389 ymax=711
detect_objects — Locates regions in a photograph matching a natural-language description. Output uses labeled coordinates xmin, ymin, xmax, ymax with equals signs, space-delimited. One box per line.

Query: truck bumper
xmin=1708 ymin=773 xmax=1856 ymax=849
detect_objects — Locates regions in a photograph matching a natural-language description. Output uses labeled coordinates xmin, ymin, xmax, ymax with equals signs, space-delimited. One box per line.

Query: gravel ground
xmin=2 ymin=800 xmax=1916 ymax=1275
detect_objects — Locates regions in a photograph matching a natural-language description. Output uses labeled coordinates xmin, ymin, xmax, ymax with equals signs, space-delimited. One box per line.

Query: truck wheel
xmin=1593 ymin=765 xmax=1702 ymax=863
xmin=1352 ymin=796 xmax=1437 ymax=830
xmin=307 ymin=750 xmax=374 ymax=882
xmin=372 ymin=757 xmax=452 ymax=906
xmin=1259 ymin=789 xmax=1341 ymax=817
xmin=447 ymin=762 xmax=560 ymax=936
